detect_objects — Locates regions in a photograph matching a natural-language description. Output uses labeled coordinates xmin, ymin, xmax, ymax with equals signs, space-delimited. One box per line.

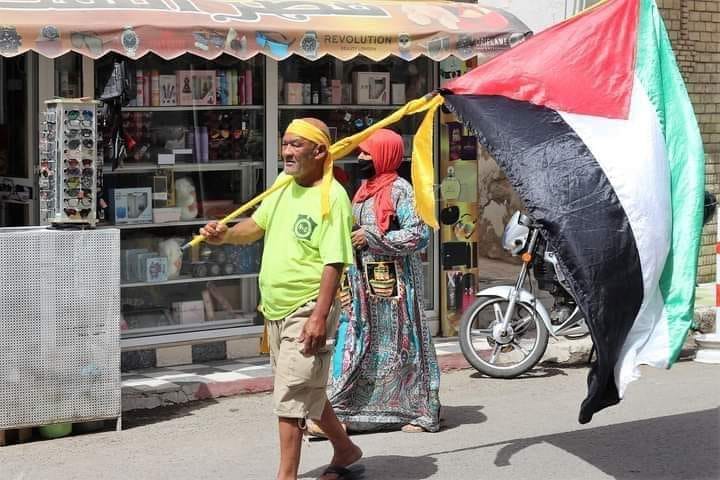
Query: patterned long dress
xmin=330 ymin=177 xmax=441 ymax=432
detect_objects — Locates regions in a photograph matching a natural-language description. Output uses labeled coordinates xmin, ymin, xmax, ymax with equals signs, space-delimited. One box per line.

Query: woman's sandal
xmin=401 ymin=424 xmax=426 ymax=433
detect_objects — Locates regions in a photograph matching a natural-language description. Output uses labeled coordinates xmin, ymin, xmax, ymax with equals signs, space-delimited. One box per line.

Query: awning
xmin=0 ymin=0 xmax=530 ymax=62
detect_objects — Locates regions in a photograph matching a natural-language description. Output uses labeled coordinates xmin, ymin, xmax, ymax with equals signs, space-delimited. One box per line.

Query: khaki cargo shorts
xmin=266 ymin=300 xmax=339 ymax=420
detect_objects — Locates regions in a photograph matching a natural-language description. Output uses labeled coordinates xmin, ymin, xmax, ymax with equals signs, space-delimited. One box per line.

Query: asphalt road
xmin=2 ymin=361 xmax=718 ymax=480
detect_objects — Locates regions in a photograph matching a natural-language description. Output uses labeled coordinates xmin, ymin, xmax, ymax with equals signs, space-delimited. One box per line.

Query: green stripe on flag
xmin=635 ymin=0 xmax=705 ymax=362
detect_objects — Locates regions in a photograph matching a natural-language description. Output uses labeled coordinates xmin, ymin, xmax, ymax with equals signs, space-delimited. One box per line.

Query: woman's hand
xmin=199 ymin=221 xmax=229 ymax=245
xmin=351 ymin=227 xmax=368 ymax=249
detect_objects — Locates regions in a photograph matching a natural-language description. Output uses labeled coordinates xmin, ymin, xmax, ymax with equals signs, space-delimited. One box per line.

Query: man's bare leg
xmin=315 ymin=400 xmax=363 ymax=477
xmin=278 ymin=417 xmax=303 ymax=480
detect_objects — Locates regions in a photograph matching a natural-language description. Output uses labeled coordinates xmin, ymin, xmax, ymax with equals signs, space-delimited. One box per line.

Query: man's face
xmin=281 ymin=133 xmax=321 ymax=180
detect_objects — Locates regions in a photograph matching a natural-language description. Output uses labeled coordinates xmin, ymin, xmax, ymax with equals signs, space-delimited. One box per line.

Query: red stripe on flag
xmin=445 ymin=0 xmax=638 ymax=119
xmin=716 ymin=284 xmax=720 ymax=307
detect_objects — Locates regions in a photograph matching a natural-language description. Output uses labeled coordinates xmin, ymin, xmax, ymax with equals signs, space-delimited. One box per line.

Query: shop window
xmin=94 ymin=53 xmax=266 ymax=337
xmin=278 ymin=55 xmax=435 ymax=311
xmin=0 ymin=55 xmax=28 ymax=178
xmin=55 ymin=52 xmax=83 ymax=98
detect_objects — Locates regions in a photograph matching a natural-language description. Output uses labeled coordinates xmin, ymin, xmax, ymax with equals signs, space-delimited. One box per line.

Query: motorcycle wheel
xmin=459 ymin=296 xmax=549 ymax=378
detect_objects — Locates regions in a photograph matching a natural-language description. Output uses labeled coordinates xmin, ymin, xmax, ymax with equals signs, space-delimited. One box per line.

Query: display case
xmin=95 ymin=54 xmax=266 ymax=336
xmin=39 ymin=98 xmax=100 ymax=227
xmin=278 ymin=55 xmax=436 ymax=310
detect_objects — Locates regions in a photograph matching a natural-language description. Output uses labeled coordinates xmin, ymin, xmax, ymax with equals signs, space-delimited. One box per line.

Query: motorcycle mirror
xmin=518 ymin=213 xmax=533 ymax=227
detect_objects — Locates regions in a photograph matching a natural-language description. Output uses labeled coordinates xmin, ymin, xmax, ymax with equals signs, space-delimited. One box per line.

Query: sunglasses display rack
xmin=40 ymin=99 xmax=100 ymax=227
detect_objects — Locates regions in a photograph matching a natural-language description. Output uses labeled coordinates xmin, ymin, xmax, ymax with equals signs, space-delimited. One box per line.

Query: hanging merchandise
xmin=39 ymin=98 xmax=100 ymax=227
xmin=440 ymin=166 xmax=461 ymax=200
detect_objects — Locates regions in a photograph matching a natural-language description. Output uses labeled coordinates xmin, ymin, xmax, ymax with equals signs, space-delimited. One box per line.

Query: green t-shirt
xmin=251 ymin=175 xmax=353 ymax=320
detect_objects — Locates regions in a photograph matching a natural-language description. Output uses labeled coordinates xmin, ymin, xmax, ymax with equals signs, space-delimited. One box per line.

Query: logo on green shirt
xmin=293 ymin=214 xmax=317 ymax=240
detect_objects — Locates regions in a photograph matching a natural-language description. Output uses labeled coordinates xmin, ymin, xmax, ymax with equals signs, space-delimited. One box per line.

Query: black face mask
xmin=357 ymin=160 xmax=376 ymax=179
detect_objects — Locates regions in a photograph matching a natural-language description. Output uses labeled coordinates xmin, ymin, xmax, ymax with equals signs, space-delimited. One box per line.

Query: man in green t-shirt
xmin=200 ymin=118 xmax=361 ymax=480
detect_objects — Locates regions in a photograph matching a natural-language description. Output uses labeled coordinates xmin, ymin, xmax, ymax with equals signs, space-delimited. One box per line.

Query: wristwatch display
xmin=300 ymin=31 xmax=318 ymax=59
xmin=121 ymin=26 xmax=139 ymax=57
xmin=0 ymin=26 xmax=22 ymax=54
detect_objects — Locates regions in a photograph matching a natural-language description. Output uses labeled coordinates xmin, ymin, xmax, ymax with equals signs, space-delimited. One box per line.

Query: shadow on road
xmin=301 ymin=455 xmax=438 ymax=479
xmin=469 ymin=365 xmax=568 ymax=380
xmin=121 ymin=398 xmax=220 ymax=429
xmin=429 ymin=408 xmax=719 ymax=479
xmin=440 ymin=404 xmax=488 ymax=431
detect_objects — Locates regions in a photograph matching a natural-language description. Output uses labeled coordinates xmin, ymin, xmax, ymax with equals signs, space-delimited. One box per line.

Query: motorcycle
xmin=458 ymin=211 xmax=589 ymax=378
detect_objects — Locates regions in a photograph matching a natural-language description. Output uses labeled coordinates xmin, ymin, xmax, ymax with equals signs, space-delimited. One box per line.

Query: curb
xmin=121 ymin=336 xmax=701 ymax=412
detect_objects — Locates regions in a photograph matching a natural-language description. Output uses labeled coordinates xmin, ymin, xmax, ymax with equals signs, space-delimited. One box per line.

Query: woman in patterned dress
xmin=328 ymin=128 xmax=441 ymax=433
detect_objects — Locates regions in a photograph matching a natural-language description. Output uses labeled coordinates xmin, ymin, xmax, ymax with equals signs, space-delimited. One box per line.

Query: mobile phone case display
xmin=438 ymin=57 xmax=480 ymax=336
xmin=0 ymin=227 xmax=120 ymax=432
xmin=39 ymin=99 xmax=99 ymax=226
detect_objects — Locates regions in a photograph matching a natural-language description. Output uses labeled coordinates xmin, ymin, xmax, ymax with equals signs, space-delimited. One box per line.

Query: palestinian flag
xmin=443 ymin=0 xmax=704 ymax=423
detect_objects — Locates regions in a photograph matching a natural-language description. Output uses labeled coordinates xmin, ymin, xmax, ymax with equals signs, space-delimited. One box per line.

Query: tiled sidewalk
xmin=121 ymin=340 xmax=468 ymax=411
xmin=122 ymin=281 xmax=713 ymax=412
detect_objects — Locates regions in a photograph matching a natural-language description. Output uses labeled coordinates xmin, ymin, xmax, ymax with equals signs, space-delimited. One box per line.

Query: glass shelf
xmin=121 ymin=273 xmax=259 ymax=288
xmin=279 ymin=104 xmax=405 ymax=110
xmin=124 ymin=105 xmax=264 ymax=112
xmin=99 ymin=217 xmax=246 ymax=229
xmin=103 ymin=160 xmax=263 ymax=175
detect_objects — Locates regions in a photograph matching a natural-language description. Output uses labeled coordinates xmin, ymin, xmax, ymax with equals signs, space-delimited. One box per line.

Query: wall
xmin=657 ymin=0 xmax=720 ymax=283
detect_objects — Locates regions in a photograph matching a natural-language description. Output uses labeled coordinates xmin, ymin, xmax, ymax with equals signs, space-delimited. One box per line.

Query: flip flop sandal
xmin=319 ymin=465 xmax=352 ymax=480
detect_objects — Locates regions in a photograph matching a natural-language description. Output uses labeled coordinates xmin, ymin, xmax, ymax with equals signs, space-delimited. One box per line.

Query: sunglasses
xmin=64 ymin=167 xmax=81 ymax=176
xmin=64 ymin=197 xmax=93 ymax=208
xmin=65 ymin=158 xmax=93 ymax=167
xmin=65 ymin=109 xmax=93 ymax=121
xmin=41 ymin=130 xmax=56 ymax=141
xmin=65 ymin=128 xmax=93 ymax=138
xmin=256 ymin=31 xmax=293 ymax=56
xmin=43 ymin=111 xmax=57 ymax=124
xmin=40 ymin=141 xmax=56 ymax=155
xmin=70 ymin=32 xmax=104 ymax=56
xmin=65 ymin=119 xmax=92 ymax=128
xmin=64 ymin=207 xmax=92 ymax=218
xmin=64 ymin=188 xmax=92 ymax=197
xmin=64 ymin=138 xmax=94 ymax=150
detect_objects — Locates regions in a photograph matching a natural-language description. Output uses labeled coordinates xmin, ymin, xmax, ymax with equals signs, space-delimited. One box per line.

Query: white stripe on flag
xmin=559 ymin=77 xmax=672 ymax=396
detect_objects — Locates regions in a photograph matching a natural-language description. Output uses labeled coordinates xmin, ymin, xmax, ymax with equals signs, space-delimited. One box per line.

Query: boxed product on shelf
xmin=140 ymin=255 xmax=169 ymax=283
xmin=331 ymin=79 xmax=342 ymax=104
xmin=198 ymin=199 xmax=235 ymax=219
xmin=177 ymin=70 xmax=217 ymax=106
xmin=392 ymin=83 xmax=406 ymax=104
xmin=285 ymin=82 xmax=303 ymax=104
xmin=121 ymin=248 xmax=149 ymax=282
xmin=353 ymin=72 xmax=390 ymax=104
xmin=153 ymin=207 xmax=181 ymax=223
xmin=108 ymin=187 xmax=153 ymax=224
xmin=159 ymin=74 xmax=177 ymax=106
xmin=151 ymin=70 xmax=160 ymax=106
xmin=172 ymin=300 xmax=205 ymax=324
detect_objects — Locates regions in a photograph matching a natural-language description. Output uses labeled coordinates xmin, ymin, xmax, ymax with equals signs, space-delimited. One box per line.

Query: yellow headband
xmin=285 ymin=119 xmax=331 ymax=147
xmin=285 ymin=119 xmax=334 ymax=217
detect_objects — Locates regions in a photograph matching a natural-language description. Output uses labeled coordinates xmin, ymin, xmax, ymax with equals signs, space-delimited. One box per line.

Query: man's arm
xmin=199 ymin=218 xmax=264 ymax=246
xmin=298 ymin=263 xmax=343 ymax=355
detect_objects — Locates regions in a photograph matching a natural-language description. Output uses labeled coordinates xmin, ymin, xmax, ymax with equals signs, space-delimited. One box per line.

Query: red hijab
xmin=353 ymin=129 xmax=404 ymax=234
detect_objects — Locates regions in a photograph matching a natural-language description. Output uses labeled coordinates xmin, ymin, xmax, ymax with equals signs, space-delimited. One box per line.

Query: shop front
xmin=0 ymin=0 xmax=530 ymax=368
